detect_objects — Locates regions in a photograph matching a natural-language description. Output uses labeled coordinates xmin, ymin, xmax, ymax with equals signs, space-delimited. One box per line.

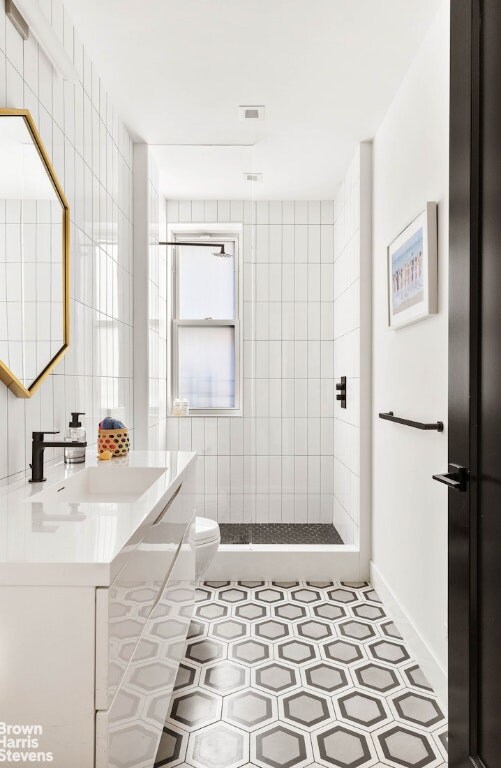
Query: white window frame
xmin=171 ymin=229 xmax=242 ymax=416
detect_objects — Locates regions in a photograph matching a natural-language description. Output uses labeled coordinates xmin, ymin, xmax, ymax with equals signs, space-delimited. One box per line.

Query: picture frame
xmin=387 ymin=202 xmax=437 ymax=329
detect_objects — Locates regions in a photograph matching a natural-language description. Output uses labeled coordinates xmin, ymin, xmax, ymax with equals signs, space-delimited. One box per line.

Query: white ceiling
xmin=63 ymin=0 xmax=441 ymax=200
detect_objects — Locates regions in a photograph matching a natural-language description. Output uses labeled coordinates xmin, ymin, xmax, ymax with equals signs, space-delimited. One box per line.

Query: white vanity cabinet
xmin=0 ymin=451 xmax=197 ymax=768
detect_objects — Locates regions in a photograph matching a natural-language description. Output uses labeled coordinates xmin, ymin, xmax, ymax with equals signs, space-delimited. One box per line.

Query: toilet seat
xmin=193 ymin=516 xmax=220 ymax=545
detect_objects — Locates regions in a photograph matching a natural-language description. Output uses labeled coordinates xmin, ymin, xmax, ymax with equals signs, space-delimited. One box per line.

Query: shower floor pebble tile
xmin=155 ymin=582 xmax=448 ymax=768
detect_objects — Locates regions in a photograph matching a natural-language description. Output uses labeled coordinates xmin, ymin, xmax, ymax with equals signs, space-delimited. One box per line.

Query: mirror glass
xmin=0 ymin=112 xmax=67 ymax=396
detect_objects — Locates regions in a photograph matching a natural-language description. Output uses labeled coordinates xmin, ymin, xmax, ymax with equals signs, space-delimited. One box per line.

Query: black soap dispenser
xmin=64 ymin=412 xmax=86 ymax=464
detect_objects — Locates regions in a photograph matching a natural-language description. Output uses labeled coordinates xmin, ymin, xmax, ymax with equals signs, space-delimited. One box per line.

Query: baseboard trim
xmin=370 ymin=561 xmax=447 ymax=710
xmin=207 ymin=546 xmax=367 ymax=581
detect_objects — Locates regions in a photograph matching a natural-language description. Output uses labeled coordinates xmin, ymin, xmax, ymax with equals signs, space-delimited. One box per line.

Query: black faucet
xmin=30 ymin=431 xmax=88 ymax=483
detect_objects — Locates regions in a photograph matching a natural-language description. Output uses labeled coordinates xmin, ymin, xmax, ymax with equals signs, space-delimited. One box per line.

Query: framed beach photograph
xmin=387 ymin=202 xmax=438 ymax=329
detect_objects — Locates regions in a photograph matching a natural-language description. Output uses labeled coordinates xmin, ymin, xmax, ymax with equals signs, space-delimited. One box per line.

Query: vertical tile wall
xmin=147 ymin=155 xmax=168 ymax=448
xmin=0 ymin=0 xmax=134 ymax=482
xmin=333 ymin=144 xmax=371 ymax=546
xmin=164 ymin=199 xmax=335 ymax=526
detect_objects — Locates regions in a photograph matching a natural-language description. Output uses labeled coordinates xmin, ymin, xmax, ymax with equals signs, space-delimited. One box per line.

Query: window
xmin=172 ymin=234 xmax=240 ymax=413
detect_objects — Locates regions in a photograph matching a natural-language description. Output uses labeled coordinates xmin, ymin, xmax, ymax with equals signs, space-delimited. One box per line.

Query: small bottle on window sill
xmin=181 ymin=399 xmax=190 ymax=416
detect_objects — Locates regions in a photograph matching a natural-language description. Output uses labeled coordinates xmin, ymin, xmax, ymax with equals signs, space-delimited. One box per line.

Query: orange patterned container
xmin=98 ymin=427 xmax=130 ymax=457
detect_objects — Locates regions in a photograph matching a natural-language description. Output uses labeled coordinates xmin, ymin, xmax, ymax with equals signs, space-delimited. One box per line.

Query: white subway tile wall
xmin=333 ymin=149 xmax=362 ymax=545
xmin=0 ymin=0 xmax=134 ymax=481
xmin=165 ymin=200 xmax=336 ymax=525
xmin=147 ymin=156 xmax=168 ymax=448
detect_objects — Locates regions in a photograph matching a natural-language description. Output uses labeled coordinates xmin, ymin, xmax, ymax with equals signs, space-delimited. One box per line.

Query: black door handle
xmin=432 ymin=463 xmax=468 ymax=492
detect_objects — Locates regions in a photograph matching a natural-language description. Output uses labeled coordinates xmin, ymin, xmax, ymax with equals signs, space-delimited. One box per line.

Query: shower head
xmin=159 ymin=240 xmax=231 ymax=257
xmin=212 ymin=246 xmax=231 ymax=258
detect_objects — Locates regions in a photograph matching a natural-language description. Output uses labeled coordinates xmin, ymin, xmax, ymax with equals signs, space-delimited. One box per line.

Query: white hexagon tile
xmin=154 ymin=582 xmax=447 ymax=768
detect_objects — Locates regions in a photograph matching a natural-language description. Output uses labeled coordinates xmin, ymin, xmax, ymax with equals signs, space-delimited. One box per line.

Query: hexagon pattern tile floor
xmin=154 ymin=582 xmax=447 ymax=768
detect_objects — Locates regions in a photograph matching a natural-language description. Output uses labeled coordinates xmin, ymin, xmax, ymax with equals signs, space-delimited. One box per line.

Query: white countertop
xmin=0 ymin=451 xmax=197 ymax=587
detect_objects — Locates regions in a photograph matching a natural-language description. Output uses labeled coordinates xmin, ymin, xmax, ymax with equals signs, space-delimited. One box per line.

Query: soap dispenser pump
xmin=64 ymin=412 xmax=87 ymax=464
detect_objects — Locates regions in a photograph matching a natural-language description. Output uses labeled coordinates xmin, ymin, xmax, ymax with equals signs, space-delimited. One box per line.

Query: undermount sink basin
xmin=27 ymin=466 xmax=167 ymax=504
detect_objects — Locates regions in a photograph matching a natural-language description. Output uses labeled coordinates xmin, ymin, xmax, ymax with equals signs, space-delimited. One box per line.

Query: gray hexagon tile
xmin=211 ymin=618 xmax=248 ymax=642
xmin=169 ymin=690 xmax=222 ymax=731
xmin=187 ymin=723 xmax=249 ymax=768
xmin=202 ymin=660 xmax=249 ymax=694
xmin=376 ymin=724 xmax=439 ymax=768
xmin=256 ymin=588 xmax=285 ymax=604
xmin=323 ymin=639 xmax=364 ymax=665
xmin=220 ymin=587 xmax=248 ymax=604
xmin=303 ymin=662 xmax=349 ymax=693
xmin=280 ymin=690 xmax=332 ymax=730
xmin=195 ymin=602 xmax=228 ymax=621
xmin=391 ymin=692 xmax=444 ymax=729
xmin=274 ymin=603 xmax=307 ymax=621
xmin=313 ymin=602 xmax=347 ymax=621
xmin=336 ymin=691 xmax=389 ymax=731
xmin=297 ymin=619 xmax=332 ymax=640
xmin=327 ymin=588 xmax=358 ymax=604
xmin=236 ymin=602 xmax=268 ymax=621
xmin=186 ymin=638 xmax=225 ymax=665
xmin=254 ymin=662 xmax=299 ymax=693
xmin=232 ymin=639 xmax=270 ymax=666
xmin=339 ymin=620 xmax=376 ymax=642
xmin=277 ymin=639 xmax=316 ymax=665
xmin=369 ymin=640 xmax=410 ymax=666
xmin=156 ymin=582 xmax=447 ymax=768
xmin=255 ymin=619 xmax=290 ymax=642
xmin=224 ymin=689 xmax=276 ymax=731
xmin=352 ymin=604 xmax=386 ymax=622
xmin=252 ymin=723 xmax=313 ymax=768
xmin=291 ymin=587 xmax=321 ymax=604
xmin=315 ymin=724 xmax=374 ymax=768
xmin=354 ymin=663 xmax=402 ymax=694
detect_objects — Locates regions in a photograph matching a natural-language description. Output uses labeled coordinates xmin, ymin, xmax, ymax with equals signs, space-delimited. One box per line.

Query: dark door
xmin=448 ymin=0 xmax=501 ymax=765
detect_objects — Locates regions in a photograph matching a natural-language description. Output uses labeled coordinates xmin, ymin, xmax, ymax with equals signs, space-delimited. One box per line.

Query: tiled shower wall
xmin=0 ymin=0 xmax=134 ymax=481
xmin=164 ymin=199 xmax=336 ymax=525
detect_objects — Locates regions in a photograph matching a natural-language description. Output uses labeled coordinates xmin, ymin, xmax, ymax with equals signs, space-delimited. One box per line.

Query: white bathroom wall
xmin=0 ymin=0 xmax=134 ymax=481
xmin=333 ymin=144 xmax=372 ymax=551
xmin=164 ymin=200 xmax=336 ymax=526
xmin=133 ymin=146 xmax=167 ymax=450
xmin=371 ymin=0 xmax=449 ymax=700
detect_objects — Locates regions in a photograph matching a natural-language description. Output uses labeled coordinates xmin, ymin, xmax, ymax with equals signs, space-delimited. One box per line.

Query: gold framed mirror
xmin=0 ymin=108 xmax=69 ymax=398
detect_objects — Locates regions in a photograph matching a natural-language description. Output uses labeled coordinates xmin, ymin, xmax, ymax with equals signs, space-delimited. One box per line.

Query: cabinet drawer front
xmin=96 ymin=482 xmax=194 ymax=710
xmin=96 ymin=537 xmax=195 ymax=768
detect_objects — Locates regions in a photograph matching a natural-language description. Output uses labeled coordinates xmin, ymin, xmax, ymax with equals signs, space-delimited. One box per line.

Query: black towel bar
xmin=379 ymin=411 xmax=444 ymax=432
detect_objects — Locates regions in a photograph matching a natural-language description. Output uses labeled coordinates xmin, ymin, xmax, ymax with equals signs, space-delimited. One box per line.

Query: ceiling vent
xmin=244 ymin=173 xmax=263 ymax=182
xmin=239 ymin=105 xmax=265 ymax=121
